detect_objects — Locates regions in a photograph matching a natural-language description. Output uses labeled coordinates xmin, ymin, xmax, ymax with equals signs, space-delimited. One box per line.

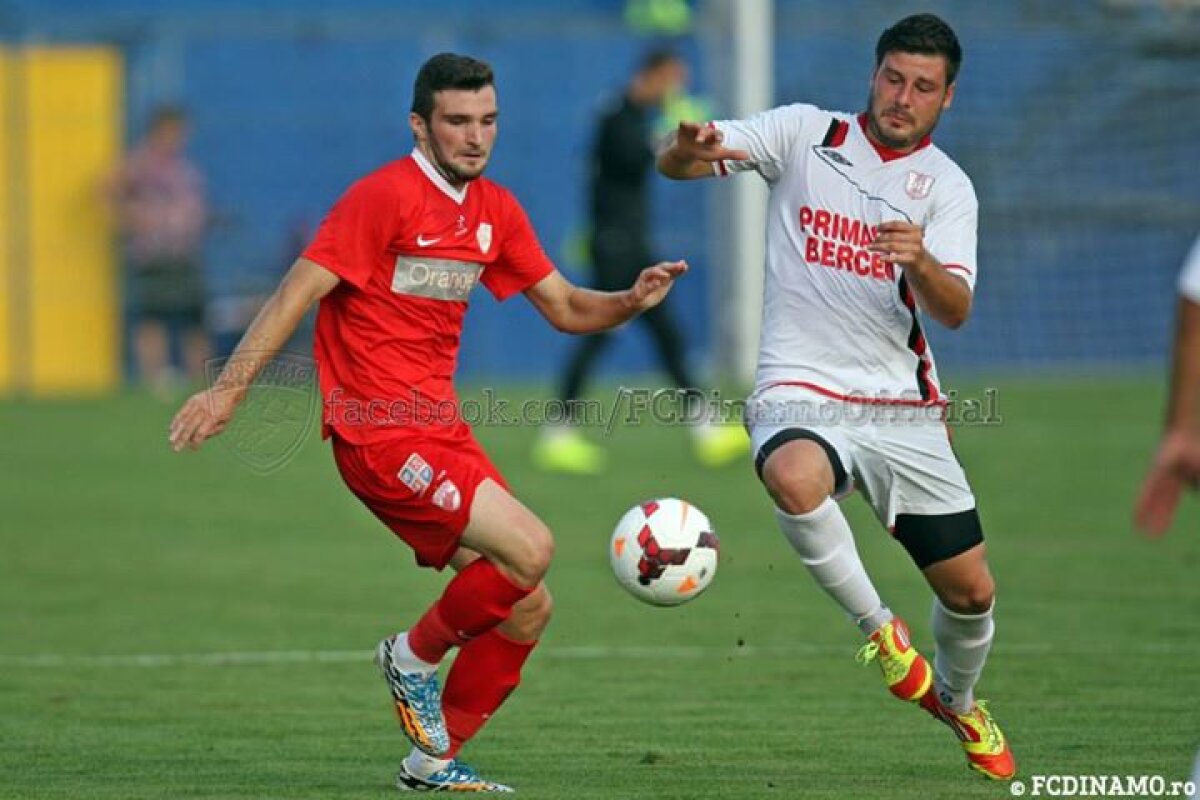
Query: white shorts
xmin=745 ymin=384 xmax=976 ymax=529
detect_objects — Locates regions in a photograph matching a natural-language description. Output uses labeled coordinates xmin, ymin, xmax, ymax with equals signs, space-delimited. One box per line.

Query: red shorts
xmin=332 ymin=431 xmax=506 ymax=569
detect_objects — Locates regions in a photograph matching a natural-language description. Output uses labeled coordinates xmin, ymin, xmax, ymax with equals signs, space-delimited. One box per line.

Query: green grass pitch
xmin=1 ymin=377 xmax=1197 ymax=799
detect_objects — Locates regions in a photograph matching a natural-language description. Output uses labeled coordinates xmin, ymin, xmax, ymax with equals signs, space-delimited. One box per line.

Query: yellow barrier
xmin=0 ymin=51 xmax=15 ymax=393
xmin=1 ymin=45 xmax=122 ymax=396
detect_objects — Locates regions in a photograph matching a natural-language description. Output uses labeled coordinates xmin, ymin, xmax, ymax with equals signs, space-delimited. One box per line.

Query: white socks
xmin=775 ymin=498 xmax=892 ymax=635
xmin=776 ymin=498 xmax=996 ymax=713
xmin=931 ymin=598 xmax=994 ymax=714
xmin=404 ymin=747 xmax=452 ymax=779
xmin=391 ymin=633 xmax=438 ymax=675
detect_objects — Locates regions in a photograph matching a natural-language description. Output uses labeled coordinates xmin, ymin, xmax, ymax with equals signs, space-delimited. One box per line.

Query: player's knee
xmin=760 ymin=443 xmax=836 ymax=514
xmin=763 ymin=470 xmax=832 ymax=515
xmin=940 ymin=573 xmax=995 ymax=615
xmin=506 ymin=585 xmax=553 ymax=640
xmin=509 ymin=521 xmax=555 ymax=587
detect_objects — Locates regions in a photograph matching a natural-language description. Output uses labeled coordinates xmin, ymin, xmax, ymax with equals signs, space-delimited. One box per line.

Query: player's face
xmin=647 ymin=60 xmax=687 ymax=104
xmin=866 ymin=51 xmax=955 ymax=152
xmin=411 ymin=86 xmax=498 ymax=186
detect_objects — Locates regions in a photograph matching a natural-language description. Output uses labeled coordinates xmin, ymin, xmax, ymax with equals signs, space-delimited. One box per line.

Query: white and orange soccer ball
xmin=609 ymin=498 xmax=720 ymax=606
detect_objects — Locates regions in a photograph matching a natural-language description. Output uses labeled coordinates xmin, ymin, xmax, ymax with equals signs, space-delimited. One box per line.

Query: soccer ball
xmin=609 ymin=498 xmax=719 ymax=606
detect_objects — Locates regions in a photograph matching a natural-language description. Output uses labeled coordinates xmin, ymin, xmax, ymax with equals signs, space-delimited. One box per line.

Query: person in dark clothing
xmin=534 ymin=50 xmax=747 ymax=474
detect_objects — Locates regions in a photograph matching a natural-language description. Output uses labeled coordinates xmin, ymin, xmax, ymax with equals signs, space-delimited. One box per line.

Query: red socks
xmin=407 ymin=558 xmax=533 ymax=664
xmin=405 ymin=559 xmax=540 ymax=755
xmin=442 ymin=629 xmax=538 ymax=757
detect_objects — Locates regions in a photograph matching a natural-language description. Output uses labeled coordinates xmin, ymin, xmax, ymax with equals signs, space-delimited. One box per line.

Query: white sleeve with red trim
xmin=710 ymin=103 xmax=825 ymax=184
xmin=1178 ymin=234 xmax=1200 ymax=303
xmin=923 ymin=172 xmax=979 ymax=293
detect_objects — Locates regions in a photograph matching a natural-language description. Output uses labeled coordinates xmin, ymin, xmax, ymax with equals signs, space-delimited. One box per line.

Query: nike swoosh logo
xmin=416 ymin=235 xmax=441 ymax=247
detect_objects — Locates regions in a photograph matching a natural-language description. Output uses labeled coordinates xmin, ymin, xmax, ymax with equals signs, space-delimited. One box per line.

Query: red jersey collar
xmin=856 ymin=113 xmax=932 ymax=162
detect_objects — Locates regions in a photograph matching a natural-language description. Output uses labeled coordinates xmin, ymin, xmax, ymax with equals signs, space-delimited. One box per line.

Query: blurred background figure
xmin=110 ymin=105 xmax=210 ymax=396
xmin=1135 ymin=233 xmax=1200 ymax=535
xmin=533 ymin=48 xmax=747 ymax=475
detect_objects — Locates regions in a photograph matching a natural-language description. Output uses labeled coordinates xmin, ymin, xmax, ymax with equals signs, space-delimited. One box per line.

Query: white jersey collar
xmin=412 ymin=147 xmax=469 ymax=205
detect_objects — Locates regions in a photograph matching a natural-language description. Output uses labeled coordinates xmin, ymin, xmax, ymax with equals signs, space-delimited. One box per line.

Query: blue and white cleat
xmin=396 ymin=760 xmax=514 ymax=793
xmin=376 ymin=635 xmax=450 ymax=757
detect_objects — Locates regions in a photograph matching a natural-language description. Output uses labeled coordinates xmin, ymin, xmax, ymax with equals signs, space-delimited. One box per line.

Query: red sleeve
xmin=302 ymin=173 xmax=402 ymax=290
xmin=481 ymin=192 xmax=555 ymax=302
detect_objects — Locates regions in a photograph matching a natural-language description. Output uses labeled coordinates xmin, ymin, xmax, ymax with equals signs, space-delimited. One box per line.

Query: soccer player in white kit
xmin=1136 ymin=234 xmax=1200 ymax=536
xmin=658 ymin=14 xmax=1015 ymax=780
xmin=1135 ymin=235 xmax=1200 ymax=800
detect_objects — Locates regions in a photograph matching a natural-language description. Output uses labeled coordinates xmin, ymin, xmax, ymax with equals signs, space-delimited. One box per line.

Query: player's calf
xmin=500 ymin=584 xmax=553 ymax=640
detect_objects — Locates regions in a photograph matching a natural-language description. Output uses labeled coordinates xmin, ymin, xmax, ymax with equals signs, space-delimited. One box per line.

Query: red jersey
xmin=303 ymin=149 xmax=555 ymax=444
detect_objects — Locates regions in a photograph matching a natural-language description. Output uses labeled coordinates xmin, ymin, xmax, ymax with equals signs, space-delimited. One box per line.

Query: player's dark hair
xmin=638 ymin=47 xmax=682 ymax=75
xmin=875 ymin=14 xmax=962 ymax=85
xmin=411 ymin=53 xmax=495 ymax=121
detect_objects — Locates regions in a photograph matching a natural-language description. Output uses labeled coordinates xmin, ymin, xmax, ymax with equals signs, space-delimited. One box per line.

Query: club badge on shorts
xmin=432 ymin=479 xmax=462 ymax=512
xmin=398 ymin=453 xmax=434 ymax=495
xmin=905 ymin=170 xmax=935 ymax=200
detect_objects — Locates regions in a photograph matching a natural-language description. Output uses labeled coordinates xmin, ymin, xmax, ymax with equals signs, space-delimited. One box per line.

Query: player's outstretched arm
xmin=1135 ymin=295 xmax=1200 ymax=536
xmin=168 ymin=257 xmax=340 ymax=452
xmin=657 ymin=121 xmax=750 ymax=180
xmin=524 ymin=261 xmax=687 ymax=335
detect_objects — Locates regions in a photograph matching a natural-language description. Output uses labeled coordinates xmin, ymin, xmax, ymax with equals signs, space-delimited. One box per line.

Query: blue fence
xmin=8 ymin=0 xmax=1199 ymax=379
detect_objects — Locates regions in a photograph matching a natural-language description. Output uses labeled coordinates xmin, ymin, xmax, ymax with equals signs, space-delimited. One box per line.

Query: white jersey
xmin=1180 ymin=234 xmax=1200 ymax=303
xmin=713 ymin=104 xmax=978 ymax=405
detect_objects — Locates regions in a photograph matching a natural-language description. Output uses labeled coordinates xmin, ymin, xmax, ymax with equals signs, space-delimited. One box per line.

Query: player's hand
xmin=627 ymin=260 xmax=688 ymax=311
xmin=168 ymin=387 xmax=242 ymax=452
xmin=1134 ymin=430 xmax=1200 ymax=537
xmin=670 ymin=121 xmax=750 ymax=164
xmin=867 ymin=221 xmax=931 ymax=269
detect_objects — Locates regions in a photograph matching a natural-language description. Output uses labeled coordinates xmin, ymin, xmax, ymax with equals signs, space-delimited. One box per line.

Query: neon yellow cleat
xmin=919 ymin=693 xmax=1017 ymax=780
xmin=532 ymin=428 xmax=607 ymax=475
xmin=692 ymin=424 xmax=750 ymax=468
xmin=855 ymin=616 xmax=934 ymax=702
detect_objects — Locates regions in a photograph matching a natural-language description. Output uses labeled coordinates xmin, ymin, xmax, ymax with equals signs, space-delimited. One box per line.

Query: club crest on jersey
xmin=905 ymin=170 xmax=935 ymax=200
xmin=398 ymin=453 xmax=434 ymax=495
xmin=432 ymin=479 xmax=462 ymax=512
xmin=476 ymin=222 xmax=493 ymax=254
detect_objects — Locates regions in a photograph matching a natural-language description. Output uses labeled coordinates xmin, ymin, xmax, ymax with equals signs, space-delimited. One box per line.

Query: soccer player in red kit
xmin=168 ymin=53 xmax=686 ymax=793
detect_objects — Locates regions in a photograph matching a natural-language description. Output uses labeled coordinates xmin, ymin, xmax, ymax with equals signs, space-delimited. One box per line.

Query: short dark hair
xmin=638 ymin=47 xmax=682 ymax=75
xmin=875 ymin=14 xmax=963 ymax=85
xmin=411 ymin=53 xmax=494 ymax=121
